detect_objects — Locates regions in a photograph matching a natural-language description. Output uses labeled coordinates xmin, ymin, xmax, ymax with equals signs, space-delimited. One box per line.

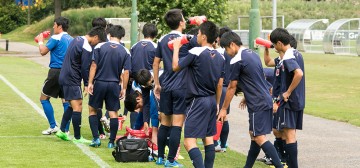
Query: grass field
xmin=0 ymin=56 xmax=267 ymax=167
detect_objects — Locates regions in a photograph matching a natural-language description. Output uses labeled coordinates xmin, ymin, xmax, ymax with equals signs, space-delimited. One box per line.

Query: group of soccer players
xmin=37 ymin=8 xmax=304 ymax=168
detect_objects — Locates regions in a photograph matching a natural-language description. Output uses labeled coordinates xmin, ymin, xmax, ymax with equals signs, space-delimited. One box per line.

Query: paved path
xmin=1 ymin=41 xmax=360 ymax=168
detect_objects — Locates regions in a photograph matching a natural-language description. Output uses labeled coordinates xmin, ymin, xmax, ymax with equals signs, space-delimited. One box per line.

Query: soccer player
xmin=55 ymin=26 xmax=107 ymax=143
xmin=124 ymin=69 xmax=160 ymax=147
xmin=90 ymin=17 xmax=108 ymax=140
xmin=258 ymin=35 xmax=298 ymax=164
xmin=152 ymin=9 xmax=200 ymax=166
xmin=270 ymin=28 xmax=305 ymax=168
xmin=214 ymin=26 xmax=232 ymax=153
xmin=37 ymin=16 xmax=73 ymax=135
xmin=217 ymin=32 xmax=283 ymax=168
xmin=127 ymin=23 xmax=158 ymax=129
xmin=172 ymin=21 xmax=224 ymax=168
xmin=87 ymin=25 xmax=131 ymax=148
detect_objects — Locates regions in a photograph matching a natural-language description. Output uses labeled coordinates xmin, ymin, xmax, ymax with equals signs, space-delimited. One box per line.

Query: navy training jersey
xmin=92 ymin=41 xmax=131 ymax=83
xmin=155 ymin=30 xmax=198 ymax=91
xmin=179 ymin=46 xmax=225 ymax=98
xmin=279 ymin=48 xmax=305 ymax=111
xmin=59 ymin=36 xmax=92 ymax=86
xmin=130 ymin=39 xmax=157 ymax=77
xmin=229 ymin=47 xmax=272 ymax=113
xmin=46 ymin=32 xmax=73 ymax=68
xmin=216 ymin=48 xmax=232 ymax=87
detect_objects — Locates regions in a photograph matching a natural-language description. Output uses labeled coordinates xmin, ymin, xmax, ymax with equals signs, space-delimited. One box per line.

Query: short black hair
xmin=219 ymin=26 xmax=232 ymax=38
xmin=187 ymin=27 xmax=199 ymax=36
xmin=135 ymin=69 xmax=152 ymax=86
xmin=105 ymin=23 xmax=113 ymax=34
xmin=270 ymin=28 xmax=291 ymax=45
xmin=289 ymin=35 xmax=297 ymax=49
xmin=92 ymin=17 xmax=107 ymax=28
xmin=142 ymin=23 xmax=158 ymax=38
xmin=54 ymin=17 xmax=69 ymax=32
xmin=124 ymin=92 xmax=139 ymax=112
xmin=108 ymin=25 xmax=125 ymax=39
xmin=220 ymin=32 xmax=243 ymax=48
xmin=87 ymin=26 xmax=107 ymax=42
xmin=164 ymin=9 xmax=183 ymax=30
xmin=199 ymin=21 xmax=219 ymax=44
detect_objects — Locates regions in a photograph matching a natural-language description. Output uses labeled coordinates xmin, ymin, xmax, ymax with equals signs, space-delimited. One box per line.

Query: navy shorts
xmin=279 ymin=107 xmax=303 ymax=130
xmin=249 ymin=109 xmax=273 ymax=136
xmin=220 ymin=86 xmax=230 ymax=114
xmin=159 ymin=89 xmax=186 ymax=115
xmin=184 ymin=96 xmax=217 ymax=138
xmin=273 ymin=108 xmax=281 ymax=130
xmin=88 ymin=81 xmax=121 ymax=111
xmin=62 ymin=85 xmax=83 ymax=101
xmin=42 ymin=68 xmax=63 ymax=98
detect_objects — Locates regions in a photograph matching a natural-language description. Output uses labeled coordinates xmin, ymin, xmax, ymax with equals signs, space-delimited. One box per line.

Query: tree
xmin=55 ymin=0 xmax=61 ymax=19
xmin=0 ymin=3 xmax=27 ymax=34
xmin=137 ymin=0 xmax=228 ymax=34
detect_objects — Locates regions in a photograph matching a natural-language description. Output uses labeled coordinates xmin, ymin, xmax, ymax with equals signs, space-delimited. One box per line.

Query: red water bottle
xmin=187 ymin=15 xmax=207 ymax=25
xmin=34 ymin=31 xmax=51 ymax=43
xmin=255 ymin=37 xmax=274 ymax=48
xmin=167 ymin=35 xmax=193 ymax=50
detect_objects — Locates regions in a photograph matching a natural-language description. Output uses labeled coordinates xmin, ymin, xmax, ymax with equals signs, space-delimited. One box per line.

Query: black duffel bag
xmin=112 ymin=137 xmax=150 ymax=162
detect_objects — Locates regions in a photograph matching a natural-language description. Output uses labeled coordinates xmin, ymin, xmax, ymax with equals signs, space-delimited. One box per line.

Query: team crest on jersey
xmin=110 ymin=44 xmax=118 ymax=48
xmin=210 ymin=50 xmax=216 ymax=58
xmin=276 ymin=68 xmax=280 ymax=76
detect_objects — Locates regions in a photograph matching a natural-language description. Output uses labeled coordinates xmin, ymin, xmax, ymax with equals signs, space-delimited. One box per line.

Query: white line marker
xmin=0 ymin=75 xmax=110 ymax=168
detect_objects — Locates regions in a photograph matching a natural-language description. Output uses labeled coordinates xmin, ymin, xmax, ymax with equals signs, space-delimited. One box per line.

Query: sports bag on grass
xmin=112 ymin=137 xmax=150 ymax=162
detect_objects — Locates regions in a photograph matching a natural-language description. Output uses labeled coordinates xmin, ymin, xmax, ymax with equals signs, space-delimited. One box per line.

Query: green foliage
xmin=137 ymin=0 xmax=228 ymax=35
xmin=0 ymin=4 xmax=27 ymax=34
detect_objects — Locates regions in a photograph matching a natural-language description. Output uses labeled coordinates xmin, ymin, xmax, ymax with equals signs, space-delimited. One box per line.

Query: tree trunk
xmin=55 ymin=0 xmax=61 ymax=19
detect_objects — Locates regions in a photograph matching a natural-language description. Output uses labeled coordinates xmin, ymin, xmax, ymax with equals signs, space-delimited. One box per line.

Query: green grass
xmin=0 ymin=56 xmax=267 ymax=167
xmin=262 ymin=49 xmax=360 ymax=126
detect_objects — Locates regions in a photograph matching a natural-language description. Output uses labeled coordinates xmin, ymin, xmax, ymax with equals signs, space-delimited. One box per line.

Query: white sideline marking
xmin=0 ymin=136 xmax=56 ymax=138
xmin=0 ymin=75 xmax=110 ymax=168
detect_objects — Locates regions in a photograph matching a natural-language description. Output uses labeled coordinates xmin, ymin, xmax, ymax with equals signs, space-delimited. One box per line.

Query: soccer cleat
xmin=215 ymin=145 xmax=222 ymax=152
xmin=42 ymin=126 xmax=59 ymax=135
xmin=156 ymin=157 xmax=165 ymax=165
xmin=99 ymin=134 xmax=106 ymax=139
xmin=269 ymin=162 xmax=288 ymax=168
xmin=73 ymin=137 xmax=92 ymax=144
xmin=221 ymin=148 xmax=227 ymax=152
xmin=65 ymin=131 xmax=70 ymax=136
xmin=89 ymin=138 xmax=101 ymax=147
xmin=55 ymin=130 xmax=70 ymax=141
xmin=100 ymin=116 xmax=110 ymax=133
xmin=257 ymin=156 xmax=270 ymax=162
xmin=164 ymin=160 xmax=183 ymax=167
xmin=108 ymin=142 xmax=115 ymax=148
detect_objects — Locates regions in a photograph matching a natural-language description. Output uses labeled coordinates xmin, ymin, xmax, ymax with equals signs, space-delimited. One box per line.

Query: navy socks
xmin=157 ymin=125 xmax=170 ymax=158
xmin=244 ymin=141 xmax=261 ymax=168
xmin=285 ymin=142 xmax=298 ymax=168
xmin=89 ymin=115 xmax=99 ymax=139
xmin=189 ymin=147 xmax=205 ymax=168
xmin=220 ymin=121 xmax=229 ymax=148
xmin=204 ymin=144 xmax=215 ymax=168
xmin=261 ymin=141 xmax=283 ymax=168
xmin=60 ymin=106 xmax=73 ymax=132
xmin=109 ymin=118 xmax=119 ymax=143
xmin=168 ymin=126 xmax=182 ymax=163
xmin=72 ymin=112 xmax=82 ymax=139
